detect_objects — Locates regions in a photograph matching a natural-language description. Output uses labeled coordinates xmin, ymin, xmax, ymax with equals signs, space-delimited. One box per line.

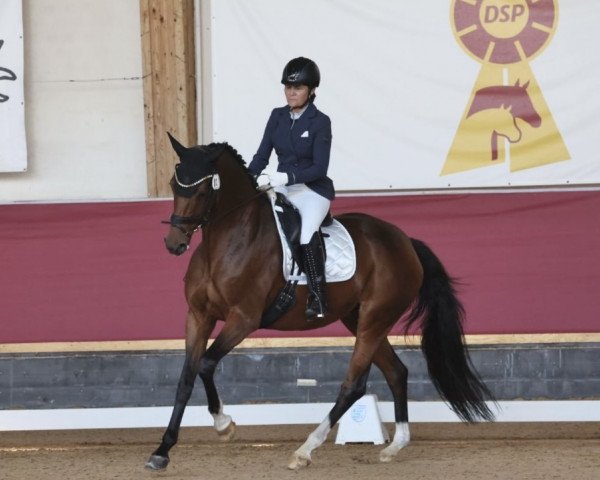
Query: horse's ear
xmin=514 ymin=79 xmax=521 ymax=87
xmin=522 ymin=80 xmax=530 ymax=89
xmin=167 ymin=132 xmax=187 ymax=158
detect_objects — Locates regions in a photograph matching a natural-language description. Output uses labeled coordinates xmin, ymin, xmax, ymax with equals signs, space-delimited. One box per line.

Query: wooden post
xmin=140 ymin=0 xmax=197 ymax=197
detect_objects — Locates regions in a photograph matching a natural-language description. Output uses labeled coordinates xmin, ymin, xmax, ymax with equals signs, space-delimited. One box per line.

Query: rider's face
xmin=284 ymin=84 xmax=312 ymax=111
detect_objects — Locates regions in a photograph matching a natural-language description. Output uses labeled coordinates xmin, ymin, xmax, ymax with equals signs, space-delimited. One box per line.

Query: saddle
xmin=260 ymin=192 xmax=356 ymax=328
xmin=274 ymin=192 xmax=332 ymax=270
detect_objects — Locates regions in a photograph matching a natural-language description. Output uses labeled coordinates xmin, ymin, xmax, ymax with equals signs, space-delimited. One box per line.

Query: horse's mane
xmin=206 ymin=142 xmax=257 ymax=186
xmin=468 ymin=85 xmax=518 ymax=116
xmin=205 ymin=142 xmax=246 ymax=167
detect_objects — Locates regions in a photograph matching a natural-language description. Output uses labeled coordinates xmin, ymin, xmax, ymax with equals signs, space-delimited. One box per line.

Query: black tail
xmin=406 ymin=238 xmax=495 ymax=422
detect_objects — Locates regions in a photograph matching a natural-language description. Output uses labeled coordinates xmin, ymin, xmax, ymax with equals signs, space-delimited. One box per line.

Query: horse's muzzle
xmin=164 ymin=237 xmax=189 ymax=256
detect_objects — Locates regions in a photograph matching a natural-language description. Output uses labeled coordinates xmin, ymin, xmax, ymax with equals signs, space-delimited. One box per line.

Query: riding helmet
xmin=281 ymin=57 xmax=320 ymax=88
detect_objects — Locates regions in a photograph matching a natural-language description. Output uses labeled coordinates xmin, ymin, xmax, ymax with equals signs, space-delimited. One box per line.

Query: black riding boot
xmin=301 ymin=232 xmax=328 ymax=320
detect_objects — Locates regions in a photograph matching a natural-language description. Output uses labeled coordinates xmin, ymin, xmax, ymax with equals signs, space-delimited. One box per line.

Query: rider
xmin=249 ymin=57 xmax=334 ymax=321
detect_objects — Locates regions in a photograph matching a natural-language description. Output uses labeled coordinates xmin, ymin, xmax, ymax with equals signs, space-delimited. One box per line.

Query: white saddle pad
xmin=268 ymin=191 xmax=356 ymax=285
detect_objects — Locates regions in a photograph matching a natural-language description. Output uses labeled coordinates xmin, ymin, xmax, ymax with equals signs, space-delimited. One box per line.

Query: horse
xmin=146 ymin=135 xmax=495 ymax=471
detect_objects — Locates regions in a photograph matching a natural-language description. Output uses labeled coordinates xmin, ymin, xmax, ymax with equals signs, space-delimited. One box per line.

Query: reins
xmin=163 ymin=174 xmax=268 ymax=233
xmin=207 ymin=188 xmax=267 ymax=227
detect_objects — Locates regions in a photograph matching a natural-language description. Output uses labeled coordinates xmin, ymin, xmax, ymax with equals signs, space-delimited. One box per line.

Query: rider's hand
xmin=268 ymin=172 xmax=289 ymax=187
xmin=256 ymin=172 xmax=289 ymax=190
xmin=256 ymin=173 xmax=271 ymax=191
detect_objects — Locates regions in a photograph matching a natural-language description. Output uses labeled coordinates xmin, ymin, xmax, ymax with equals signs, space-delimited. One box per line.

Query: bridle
xmin=162 ymin=170 xmax=266 ymax=236
xmin=162 ymin=172 xmax=221 ymax=236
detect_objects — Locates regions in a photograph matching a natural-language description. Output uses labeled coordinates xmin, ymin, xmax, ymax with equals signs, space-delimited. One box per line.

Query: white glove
xmin=269 ymin=172 xmax=289 ymax=187
xmin=256 ymin=172 xmax=289 ymax=190
xmin=256 ymin=173 xmax=271 ymax=190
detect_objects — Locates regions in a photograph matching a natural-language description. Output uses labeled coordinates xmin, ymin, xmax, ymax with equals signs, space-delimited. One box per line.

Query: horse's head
xmin=469 ymin=81 xmax=542 ymax=128
xmin=509 ymin=80 xmax=542 ymax=128
xmin=163 ymin=134 xmax=258 ymax=255
xmin=163 ymin=133 xmax=223 ymax=256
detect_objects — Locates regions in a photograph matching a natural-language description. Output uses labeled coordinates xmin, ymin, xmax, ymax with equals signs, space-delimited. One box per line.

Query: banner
xmin=0 ymin=0 xmax=26 ymax=172
xmin=208 ymin=0 xmax=600 ymax=190
xmin=443 ymin=0 xmax=569 ymax=175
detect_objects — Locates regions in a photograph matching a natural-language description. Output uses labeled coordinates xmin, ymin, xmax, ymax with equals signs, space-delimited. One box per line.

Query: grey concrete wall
xmin=1 ymin=344 xmax=598 ymax=410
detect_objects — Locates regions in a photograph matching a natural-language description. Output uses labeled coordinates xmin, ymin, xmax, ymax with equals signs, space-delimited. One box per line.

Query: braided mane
xmin=207 ymin=142 xmax=256 ymax=185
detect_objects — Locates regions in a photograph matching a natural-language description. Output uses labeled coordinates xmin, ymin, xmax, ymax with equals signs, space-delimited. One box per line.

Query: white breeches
xmin=275 ymin=184 xmax=330 ymax=244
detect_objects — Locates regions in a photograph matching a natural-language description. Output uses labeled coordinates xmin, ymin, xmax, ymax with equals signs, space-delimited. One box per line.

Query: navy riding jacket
xmin=248 ymin=102 xmax=335 ymax=200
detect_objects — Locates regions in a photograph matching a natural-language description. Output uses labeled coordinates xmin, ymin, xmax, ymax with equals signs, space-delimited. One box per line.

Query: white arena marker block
xmin=335 ymin=394 xmax=390 ymax=445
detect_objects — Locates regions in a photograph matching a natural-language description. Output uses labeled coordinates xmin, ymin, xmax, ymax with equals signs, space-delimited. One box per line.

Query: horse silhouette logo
xmin=0 ymin=40 xmax=17 ymax=103
xmin=445 ymin=0 xmax=569 ymax=175
xmin=466 ymin=80 xmax=541 ymax=161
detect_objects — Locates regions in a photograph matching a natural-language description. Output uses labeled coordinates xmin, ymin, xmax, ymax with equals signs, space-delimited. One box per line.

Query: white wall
xmin=0 ymin=0 xmax=147 ymax=203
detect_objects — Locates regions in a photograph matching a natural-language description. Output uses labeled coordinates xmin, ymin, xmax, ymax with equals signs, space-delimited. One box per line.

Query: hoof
xmin=145 ymin=454 xmax=170 ymax=470
xmin=287 ymin=453 xmax=311 ymax=470
xmin=379 ymin=441 xmax=409 ymax=463
xmin=217 ymin=421 xmax=236 ymax=442
xmin=379 ymin=451 xmax=393 ymax=463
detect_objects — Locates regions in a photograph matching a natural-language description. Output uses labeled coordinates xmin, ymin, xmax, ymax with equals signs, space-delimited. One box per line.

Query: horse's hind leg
xmin=288 ymin=368 xmax=371 ymax=470
xmin=289 ymin=308 xmax=395 ymax=469
xmin=373 ymin=341 xmax=411 ymax=462
xmin=342 ymin=316 xmax=411 ymax=462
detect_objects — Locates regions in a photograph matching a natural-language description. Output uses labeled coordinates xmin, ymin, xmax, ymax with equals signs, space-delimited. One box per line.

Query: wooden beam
xmin=2 ymin=333 xmax=599 ymax=353
xmin=140 ymin=0 xmax=197 ymax=197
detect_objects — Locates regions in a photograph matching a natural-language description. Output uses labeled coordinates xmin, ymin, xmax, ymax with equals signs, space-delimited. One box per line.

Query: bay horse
xmin=146 ymin=135 xmax=495 ymax=471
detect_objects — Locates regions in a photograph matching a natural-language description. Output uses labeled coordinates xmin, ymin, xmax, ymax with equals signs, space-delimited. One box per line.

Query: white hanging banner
xmin=209 ymin=0 xmax=600 ymax=190
xmin=0 ymin=0 xmax=26 ymax=172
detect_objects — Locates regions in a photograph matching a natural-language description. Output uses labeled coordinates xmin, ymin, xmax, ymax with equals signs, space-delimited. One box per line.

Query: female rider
xmin=249 ymin=57 xmax=334 ymax=321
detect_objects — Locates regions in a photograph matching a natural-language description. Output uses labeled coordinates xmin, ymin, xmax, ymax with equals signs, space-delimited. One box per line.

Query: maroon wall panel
xmin=1 ymin=191 xmax=599 ymax=344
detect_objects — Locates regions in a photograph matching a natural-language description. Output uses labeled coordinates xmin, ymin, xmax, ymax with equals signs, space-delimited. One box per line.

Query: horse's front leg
xmin=146 ymin=310 xmax=214 ymax=470
xmin=198 ymin=351 xmax=236 ymax=442
xmin=198 ymin=309 xmax=258 ymax=442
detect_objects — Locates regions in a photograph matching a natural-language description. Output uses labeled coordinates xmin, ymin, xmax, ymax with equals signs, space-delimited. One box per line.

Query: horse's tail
xmin=406 ymin=238 xmax=495 ymax=422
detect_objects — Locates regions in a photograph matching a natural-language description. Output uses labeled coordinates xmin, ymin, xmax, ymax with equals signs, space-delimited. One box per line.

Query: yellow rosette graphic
xmin=442 ymin=0 xmax=569 ymax=175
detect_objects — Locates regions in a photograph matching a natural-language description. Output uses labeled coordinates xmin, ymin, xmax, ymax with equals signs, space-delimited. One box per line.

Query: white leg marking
xmin=211 ymin=402 xmax=232 ymax=432
xmin=288 ymin=418 xmax=331 ymax=470
xmin=379 ymin=422 xmax=410 ymax=462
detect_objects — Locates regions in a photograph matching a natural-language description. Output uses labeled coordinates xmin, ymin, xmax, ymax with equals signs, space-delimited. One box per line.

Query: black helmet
xmin=281 ymin=57 xmax=320 ymax=88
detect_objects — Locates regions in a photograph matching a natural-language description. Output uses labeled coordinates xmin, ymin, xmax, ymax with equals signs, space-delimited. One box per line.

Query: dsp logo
xmin=482 ymin=0 xmax=527 ymax=28
xmin=442 ymin=0 xmax=569 ymax=176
